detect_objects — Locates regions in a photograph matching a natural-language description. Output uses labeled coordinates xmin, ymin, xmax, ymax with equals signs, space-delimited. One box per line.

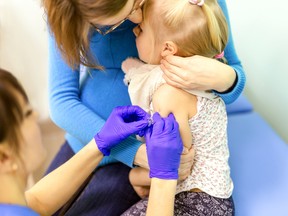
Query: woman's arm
xmin=26 ymin=140 xmax=103 ymax=216
xmin=147 ymin=178 xmax=177 ymax=216
xmin=26 ymin=105 xmax=149 ymax=215
xmin=144 ymin=113 xmax=183 ymax=215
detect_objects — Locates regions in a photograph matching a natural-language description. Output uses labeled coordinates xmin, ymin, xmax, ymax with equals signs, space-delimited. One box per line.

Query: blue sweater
xmin=0 ymin=204 xmax=39 ymax=216
xmin=48 ymin=0 xmax=245 ymax=167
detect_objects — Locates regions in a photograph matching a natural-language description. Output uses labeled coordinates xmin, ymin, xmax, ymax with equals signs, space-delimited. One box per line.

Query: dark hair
xmin=0 ymin=68 xmax=28 ymax=153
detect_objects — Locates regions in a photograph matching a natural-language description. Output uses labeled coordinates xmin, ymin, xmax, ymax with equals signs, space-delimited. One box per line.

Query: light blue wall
xmin=227 ymin=0 xmax=288 ymax=143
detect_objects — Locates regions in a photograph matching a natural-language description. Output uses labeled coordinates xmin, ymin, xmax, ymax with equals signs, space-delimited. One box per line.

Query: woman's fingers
xmin=163 ymin=55 xmax=187 ymax=69
xmin=161 ymin=58 xmax=184 ymax=78
xmin=162 ymin=73 xmax=183 ymax=89
xmin=161 ymin=57 xmax=192 ymax=89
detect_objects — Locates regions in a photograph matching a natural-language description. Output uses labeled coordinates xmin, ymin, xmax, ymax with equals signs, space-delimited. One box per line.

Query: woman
xmin=43 ymin=0 xmax=245 ymax=214
xmin=0 ymin=68 xmax=182 ymax=216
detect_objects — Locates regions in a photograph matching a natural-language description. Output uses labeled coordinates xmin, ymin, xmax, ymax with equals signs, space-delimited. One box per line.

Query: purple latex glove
xmin=145 ymin=112 xmax=183 ymax=180
xmin=94 ymin=105 xmax=149 ymax=156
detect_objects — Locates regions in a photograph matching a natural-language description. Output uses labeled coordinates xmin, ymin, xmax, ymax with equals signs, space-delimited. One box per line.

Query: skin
xmin=19 ymin=103 xmax=46 ymax=175
xmin=26 ymin=140 xmax=104 ymax=215
xmin=133 ymin=23 xmax=162 ymax=64
xmin=147 ymin=178 xmax=177 ymax=216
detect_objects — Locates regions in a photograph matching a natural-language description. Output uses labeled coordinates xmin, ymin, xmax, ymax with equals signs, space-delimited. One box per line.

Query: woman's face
xmin=93 ymin=0 xmax=144 ymax=26
xmin=17 ymin=92 xmax=46 ymax=176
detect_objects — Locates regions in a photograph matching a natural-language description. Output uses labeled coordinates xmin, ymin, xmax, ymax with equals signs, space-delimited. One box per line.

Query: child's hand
xmin=131 ymin=185 xmax=150 ymax=199
xmin=178 ymin=147 xmax=195 ymax=181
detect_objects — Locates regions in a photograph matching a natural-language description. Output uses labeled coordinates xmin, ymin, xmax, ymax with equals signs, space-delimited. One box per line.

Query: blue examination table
xmin=226 ymin=95 xmax=288 ymax=216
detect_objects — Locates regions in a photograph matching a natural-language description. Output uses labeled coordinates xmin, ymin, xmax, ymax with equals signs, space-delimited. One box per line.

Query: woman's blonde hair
xmin=42 ymin=0 xmax=128 ymax=69
xmin=143 ymin=0 xmax=228 ymax=59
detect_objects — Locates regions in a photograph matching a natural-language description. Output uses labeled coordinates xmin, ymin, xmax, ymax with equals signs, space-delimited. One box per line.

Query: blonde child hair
xmin=143 ymin=0 xmax=228 ymax=59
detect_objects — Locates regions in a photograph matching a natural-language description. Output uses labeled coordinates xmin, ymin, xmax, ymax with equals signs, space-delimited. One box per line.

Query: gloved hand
xmin=145 ymin=112 xmax=183 ymax=180
xmin=94 ymin=105 xmax=149 ymax=156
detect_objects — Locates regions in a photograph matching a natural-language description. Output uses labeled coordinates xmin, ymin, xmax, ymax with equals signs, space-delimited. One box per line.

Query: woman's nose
xmin=128 ymin=8 xmax=143 ymax=24
xmin=33 ymin=110 xmax=40 ymax=121
xmin=133 ymin=25 xmax=140 ymax=37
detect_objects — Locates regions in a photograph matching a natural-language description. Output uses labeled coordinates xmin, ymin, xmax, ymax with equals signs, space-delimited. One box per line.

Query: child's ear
xmin=0 ymin=146 xmax=17 ymax=173
xmin=161 ymin=41 xmax=178 ymax=57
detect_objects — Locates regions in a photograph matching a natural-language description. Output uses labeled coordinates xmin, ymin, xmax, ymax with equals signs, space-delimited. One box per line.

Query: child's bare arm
xmin=152 ymin=84 xmax=197 ymax=150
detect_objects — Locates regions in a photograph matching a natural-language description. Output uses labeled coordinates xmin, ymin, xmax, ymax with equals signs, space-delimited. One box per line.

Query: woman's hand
xmin=145 ymin=113 xmax=183 ymax=180
xmin=94 ymin=105 xmax=149 ymax=156
xmin=161 ymin=55 xmax=236 ymax=93
xmin=178 ymin=147 xmax=195 ymax=181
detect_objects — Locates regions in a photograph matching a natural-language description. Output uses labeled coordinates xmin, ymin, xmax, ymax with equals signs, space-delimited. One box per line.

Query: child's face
xmin=17 ymin=92 xmax=46 ymax=176
xmin=133 ymin=21 xmax=162 ymax=64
